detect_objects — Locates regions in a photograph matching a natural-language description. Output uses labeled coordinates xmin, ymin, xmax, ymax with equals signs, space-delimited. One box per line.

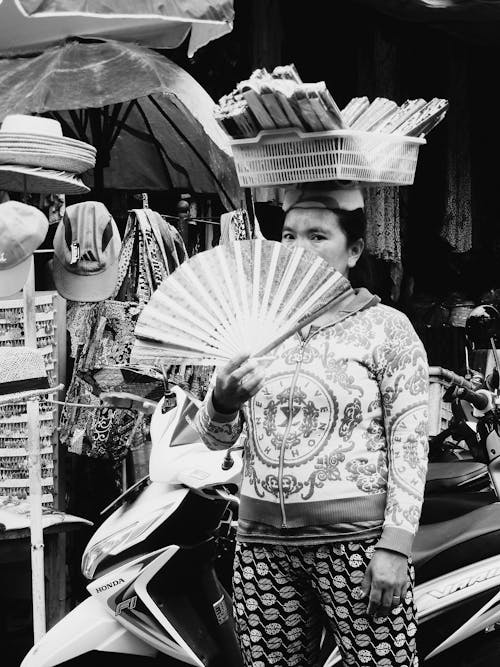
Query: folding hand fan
xmin=131 ymin=239 xmax=352 ymax=367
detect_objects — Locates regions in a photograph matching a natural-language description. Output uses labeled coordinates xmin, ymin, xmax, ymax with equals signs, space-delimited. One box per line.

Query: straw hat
xmin=0 ymin=347 xmax=63 ymax=406
xmin=0 ymin=115 xmax=95 ymax=195
xmin=0 ymin=165 xmax=90 ymax=195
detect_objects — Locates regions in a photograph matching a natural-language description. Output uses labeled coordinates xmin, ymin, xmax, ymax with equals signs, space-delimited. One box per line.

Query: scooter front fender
xmin=21 ymin=595 xmax=157 ymax=667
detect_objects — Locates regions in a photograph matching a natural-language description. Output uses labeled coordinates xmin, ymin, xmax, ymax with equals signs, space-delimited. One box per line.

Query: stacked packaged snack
xmin=342 ymin=96 xmax=448 ymax=137
xmin=216 ymin=64 xmax=449 ymax=140
xmin=214 ymin=65 xmax=345 ymax=137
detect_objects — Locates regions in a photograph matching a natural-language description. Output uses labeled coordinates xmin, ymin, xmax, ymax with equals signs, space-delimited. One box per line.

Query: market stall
xmin=0 ymin=4 xmax=244 ymax=660
xmin=0 ymin=114 xmax=95 ymax=641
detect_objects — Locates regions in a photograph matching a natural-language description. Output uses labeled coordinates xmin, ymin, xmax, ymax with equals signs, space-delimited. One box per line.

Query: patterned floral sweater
xmin=195 ymin=291 xmax=429 ymax=557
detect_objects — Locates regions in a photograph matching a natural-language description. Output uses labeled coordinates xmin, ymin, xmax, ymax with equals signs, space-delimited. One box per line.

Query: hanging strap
xmin=112 ymin=212 xmax=138 ymax=299
xmin=135 ymin=209 xmax=168 ymax=291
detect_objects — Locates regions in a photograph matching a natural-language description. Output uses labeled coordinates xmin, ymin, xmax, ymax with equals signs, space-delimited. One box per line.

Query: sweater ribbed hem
xmin=236 ymin=521 xmax=383 ymax=546
xmin=238 ymin=495 xmax=415 ymax=555
xmin=239 ymin=493 xmax=387 ymax=528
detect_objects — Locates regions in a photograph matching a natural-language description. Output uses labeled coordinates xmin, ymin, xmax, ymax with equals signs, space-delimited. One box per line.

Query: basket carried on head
xmin=230 ymin=128 xmax=425 ymax=188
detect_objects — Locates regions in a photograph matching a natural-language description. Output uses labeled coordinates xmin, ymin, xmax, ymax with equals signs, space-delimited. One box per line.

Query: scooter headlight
xmin=81 ymin=508 xmax=166 ymax=580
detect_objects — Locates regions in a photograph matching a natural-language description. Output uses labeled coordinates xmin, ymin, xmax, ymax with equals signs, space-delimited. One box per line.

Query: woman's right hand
xmin=212 ymin=353 xmax=266 ymax=414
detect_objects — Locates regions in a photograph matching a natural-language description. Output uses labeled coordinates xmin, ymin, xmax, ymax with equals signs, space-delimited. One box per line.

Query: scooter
xmin=21 ymin=386 xmax=245 ymax=667
xmin=410 ymin=373 xmax=500 ymax=667
xmin=421 ymin=365 xmax=496 ymax=525
xmin=22 ymin=376 xmax=500 ymax=667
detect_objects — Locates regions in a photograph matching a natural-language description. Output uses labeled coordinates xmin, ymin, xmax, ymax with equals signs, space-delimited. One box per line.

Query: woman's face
xmin=281 ymin=208 xmax=364 ymax=276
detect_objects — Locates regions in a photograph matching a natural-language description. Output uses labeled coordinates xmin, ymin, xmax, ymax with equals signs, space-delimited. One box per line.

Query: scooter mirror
xmin=465 ymin=305 xmax=500 ymax=350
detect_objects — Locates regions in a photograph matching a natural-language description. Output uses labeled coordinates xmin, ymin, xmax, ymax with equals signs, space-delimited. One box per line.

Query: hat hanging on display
xmin=0 ymin=115 xmax=95 ymax=195
xmin=0 ymin=347 xmax=63 ymax=406
xmin=52 ymin=201 xmax=122 ymax=302
xmin=0 ymin=200 xmax=48 ymax=297
xmin=282 ymin=181 xmax=364 ymax=214
xmin=0 ymin=165 xmax=91 ymax=195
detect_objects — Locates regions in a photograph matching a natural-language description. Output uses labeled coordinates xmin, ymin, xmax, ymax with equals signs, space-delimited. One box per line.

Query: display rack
xmin=0 ymin=290 xmax=66 ymax=509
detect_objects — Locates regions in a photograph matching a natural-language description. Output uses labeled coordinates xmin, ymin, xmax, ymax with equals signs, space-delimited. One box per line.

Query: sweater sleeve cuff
xmin=375 ymin=526 xmax=414 ymax=558
xmin=206 ymin=390 xmax=239 ymax=423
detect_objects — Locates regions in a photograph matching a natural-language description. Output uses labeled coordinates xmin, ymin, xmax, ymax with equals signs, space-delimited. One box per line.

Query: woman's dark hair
xmin=332 ymin=207 xmax=366 ymax=245
xmin=332 ymin=207 xmax=374 ymax=291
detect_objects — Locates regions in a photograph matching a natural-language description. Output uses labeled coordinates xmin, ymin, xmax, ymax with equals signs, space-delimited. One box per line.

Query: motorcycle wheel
xmin=428 ymin=629 xmax=500 ymax=666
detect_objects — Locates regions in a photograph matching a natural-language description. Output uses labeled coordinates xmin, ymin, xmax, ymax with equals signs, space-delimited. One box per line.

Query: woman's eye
xmin=310 ymin=234 xmax=326 ymax=241
xmin=282 ymin=234 xmax=295 ymax=241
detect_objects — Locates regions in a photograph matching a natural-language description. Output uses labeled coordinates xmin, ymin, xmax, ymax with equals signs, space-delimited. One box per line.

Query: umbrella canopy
xmin=0 ymin=39 xmax=241 ymax=208
xmin=0 ymin=0 xmax=234 ymax=57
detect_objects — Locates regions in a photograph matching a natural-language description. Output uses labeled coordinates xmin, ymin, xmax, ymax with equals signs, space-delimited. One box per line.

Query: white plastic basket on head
xmin=230 ymin=128 xmax=425 ymax=188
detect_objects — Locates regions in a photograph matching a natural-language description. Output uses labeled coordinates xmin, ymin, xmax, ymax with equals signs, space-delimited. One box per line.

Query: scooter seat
xmin=425 ymin=461 xmax=488 ymax=494
xmin=413 ymin=503 xmax=500 ymax=584
xmin=420 ymin=489 xmax=497 ymax=525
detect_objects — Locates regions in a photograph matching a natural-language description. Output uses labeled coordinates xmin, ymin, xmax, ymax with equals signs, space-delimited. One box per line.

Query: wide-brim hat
xmin=0 ymin=165 xmax=89 ymax=195
xmin=0 ymin=382 xmax=64 ymax=406
xmin=0 ymin=143 xmax=95 ymax=174
xmin=0 ymin=115 xmax=96 ymax=175
xmin=0 ymin=347 xmax=63 ymax=406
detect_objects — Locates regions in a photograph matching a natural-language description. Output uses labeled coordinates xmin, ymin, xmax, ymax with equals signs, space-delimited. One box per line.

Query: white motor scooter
xmin=21 ymin=386 xmax=244 ymax=667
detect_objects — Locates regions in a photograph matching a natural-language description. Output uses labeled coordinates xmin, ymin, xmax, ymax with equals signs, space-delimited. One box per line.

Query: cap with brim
xmin=52 ymin=236 xmax=120 ymax=301
xmin=0 ymin=165 xmax=89 ymax=194
xmin=0 ymin=255 xmax=32 ymax=298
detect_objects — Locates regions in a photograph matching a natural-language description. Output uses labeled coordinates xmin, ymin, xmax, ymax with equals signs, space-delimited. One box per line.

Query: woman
xmin=195 ymin=182 xmax=428 ymax=667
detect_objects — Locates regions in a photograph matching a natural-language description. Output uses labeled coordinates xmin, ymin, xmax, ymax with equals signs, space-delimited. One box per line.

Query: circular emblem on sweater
xmin=250 ymin=370 xmax=338 ymax=467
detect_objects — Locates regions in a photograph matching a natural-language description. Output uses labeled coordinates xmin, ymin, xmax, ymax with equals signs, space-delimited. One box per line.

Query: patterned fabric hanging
xmin=220 ymin=208 xmax=265 ymax=244
xmin=364 ymin=186 xmax=401 ymax=265
xmin=358 ymin=29 xmax=403 ymax=300
xmin=66 ymin=301 xmax=98 ymax=358
xmin=60 ymin=209 xmax=189 ymax=468
xmin=441 ymin=44 xmax=472 ymax=254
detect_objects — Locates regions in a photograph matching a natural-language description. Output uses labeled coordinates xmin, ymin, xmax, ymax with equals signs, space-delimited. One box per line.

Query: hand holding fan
xmin=131 ymin=239 xmax=352 ymax=367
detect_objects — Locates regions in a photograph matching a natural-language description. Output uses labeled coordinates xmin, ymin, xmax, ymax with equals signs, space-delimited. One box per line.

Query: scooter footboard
xmin=21 ymin=596 xmax=156 ymax=667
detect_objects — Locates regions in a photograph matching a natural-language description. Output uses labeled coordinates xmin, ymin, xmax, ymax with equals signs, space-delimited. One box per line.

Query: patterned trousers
xmin=232 ymin=539 xmax=418 ymax=667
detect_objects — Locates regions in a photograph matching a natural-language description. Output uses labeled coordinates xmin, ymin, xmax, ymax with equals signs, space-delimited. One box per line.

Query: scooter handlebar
xmin=429 ymin=367 xmax=493 ymax=412
xmin=458 ymin=387 xmax=492 ymax=412
xmin=429 ymin=366 xmax=476 ymax=390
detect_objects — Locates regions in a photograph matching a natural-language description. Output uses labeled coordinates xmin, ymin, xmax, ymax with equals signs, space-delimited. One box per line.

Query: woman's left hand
xmin=361 ymin=549 xmax=409 ymax=617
